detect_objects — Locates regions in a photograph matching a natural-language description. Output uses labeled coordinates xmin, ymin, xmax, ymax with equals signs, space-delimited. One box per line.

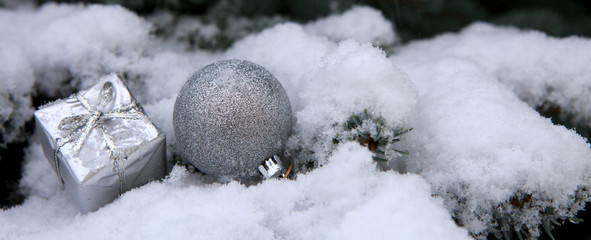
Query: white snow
xmin=4 ymin=142 xmax=471 ymax=240
xmin=0 ymin=4 xmax=151 ymax=94
xmin=1 ymin=3 xmax=591 ymax=240
xmin=0 ymin=40 xmax=34 ymax=143
xmin=287 ymin=40 xmax=416 ymax=164
xmin=389 ymin=24 xmax=591 ymax=235
xmin=304 ymin=6 xmax=397 ymax=45
xmin=395 ymin=22 xmax=591 ymax=122
xmin=390 ymin=56 xmax=591 ymax=235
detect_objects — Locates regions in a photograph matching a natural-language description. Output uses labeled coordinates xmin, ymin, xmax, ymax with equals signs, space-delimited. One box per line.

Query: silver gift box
xmin=34 ymin=74 xmax=166 ymax=213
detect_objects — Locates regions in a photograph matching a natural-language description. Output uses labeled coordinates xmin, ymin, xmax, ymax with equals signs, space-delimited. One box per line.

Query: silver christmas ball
xmin=173 ymin=59 xmax=292 ymax=179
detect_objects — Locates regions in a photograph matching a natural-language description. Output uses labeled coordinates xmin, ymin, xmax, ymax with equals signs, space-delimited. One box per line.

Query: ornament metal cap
xmin=258 ymin=155 xmax=283 ymax=179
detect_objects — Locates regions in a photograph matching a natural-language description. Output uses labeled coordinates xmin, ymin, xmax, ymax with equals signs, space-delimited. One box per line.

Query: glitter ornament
xmin=173 ymin=59 xmax=293 ymax=179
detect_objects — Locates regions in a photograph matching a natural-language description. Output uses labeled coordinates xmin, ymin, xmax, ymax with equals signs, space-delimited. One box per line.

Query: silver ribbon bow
xmin=54 ymin=81 xmax=144 ymax=194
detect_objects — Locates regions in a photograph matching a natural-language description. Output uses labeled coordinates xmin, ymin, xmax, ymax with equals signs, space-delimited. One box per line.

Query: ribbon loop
xmin=97 ymin=81 xmax=115 ymax=112
xmin=75 ymin=93 xmax=94 ymax=112
xmin=58 ymin=114 xmax=91 ymax=131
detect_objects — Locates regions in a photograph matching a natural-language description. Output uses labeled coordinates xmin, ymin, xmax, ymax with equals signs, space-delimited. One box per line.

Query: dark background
xmin=1 ymin=0 xmax=590 ymax=239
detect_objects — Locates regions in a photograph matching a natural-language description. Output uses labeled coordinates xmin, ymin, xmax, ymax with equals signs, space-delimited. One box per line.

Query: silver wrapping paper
xmin=34 ymin=74 xmax=166 ymax=213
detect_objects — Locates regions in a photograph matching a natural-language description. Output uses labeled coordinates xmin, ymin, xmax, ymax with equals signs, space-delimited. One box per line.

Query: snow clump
xmin=304 ymin=6 xmax=397 ymax=45
xmin=392 ymin=25 xmax=591 ymax=237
